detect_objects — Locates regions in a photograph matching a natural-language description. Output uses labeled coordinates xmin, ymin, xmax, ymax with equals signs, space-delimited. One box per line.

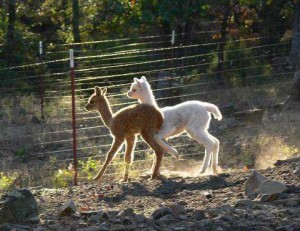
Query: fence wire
xmin=0 ymin=32 xmax=299 ymax=186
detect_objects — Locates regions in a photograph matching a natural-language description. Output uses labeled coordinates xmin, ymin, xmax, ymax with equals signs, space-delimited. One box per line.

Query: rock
xmin=238 ymin=224 xmax=252 ymax=231
xmin=48 ymin=224 xmax=68 ymax=231
xmin=177 ymin=200 xmax=188 ymax=206
xmin=220 ymin=215 xmax=234 ymax=222
xmin=122 ymin=216 xmax=133 ymax=225
xmin=244 ymin=170 xmax=268 ymax=198
xmin=134 ymin=213 xmax=146 ymax=223
xmin=57 ymin=199 xmax=77 ymax=217
xmin=0 ymin=189 xmax=39 ymax=224
xmin=292 ymin=167 xmax=300 ymax=175
xmin=88 ymin=214 xmax=101 ymax=223
xmin=169 ymin=203 xmax=186 ymax=216
xmin=76 ymin=222 xmax=113 ymax=231
xmin=33 ymin=227 xmax=47 ymax=231
xmin=152 ymin=207 xmax=173 ymax=220
xmin=257 ymin=193 xmax=279 ymax=202
xmin=117 ymin=208 xmax=135 ymax=218
xmin=0 ymin=224 xmax=31 ymax=231
xmin=87 ymin=209 xmax=109 ymax=222
xmin=275 ymin=225 xmax=293 ymax=231
xmin=192 ymin=219 xmax=216 ymax=230
xmin=206 ymin=208 xmax=223 ymax=218
xmin=234 ymin=208 xmax=246 ymax=217
xmin=172 ymin=227 xmax=186 ymax=231
xmin=278 ymin=193 xmax=290 ymax=200
xmin=271 ymin=198 xmax=300 ymax=206
xmin=178 ymin=214 xmax=188 ymax=220
xmin=234 ymin=199 xmax=256 ymax=208
xmin=158 ymin=213 xmax=175 ymax=223
xmin=202 ymin=191 xmax=214 ymax=200
xmin=234 ymin=108 xmax=265 ymax=123
xmin=192 ymin=210 xmax=206 ymax=221
xmin=216 ymin=227 xmax=225 ymax=231
xmin=218 ymin=204 xmax=234 ymax=212
xmin=255 ymin=179 xmax=287 ymax=195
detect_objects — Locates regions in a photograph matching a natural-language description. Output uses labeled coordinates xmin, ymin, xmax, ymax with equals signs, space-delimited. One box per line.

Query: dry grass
xmin=0 ymin=80 xmax=299 ymax=188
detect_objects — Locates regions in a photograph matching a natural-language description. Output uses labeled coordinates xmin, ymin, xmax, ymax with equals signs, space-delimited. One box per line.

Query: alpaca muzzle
xmin=85 ymin=104 xmax=91 ymax=111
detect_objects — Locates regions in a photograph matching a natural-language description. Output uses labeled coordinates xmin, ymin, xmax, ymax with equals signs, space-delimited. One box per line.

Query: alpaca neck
xmin=97 ymin=98 xmax=113 ymax=128
xmin=139 ymin=87 xmax=158 ymax=107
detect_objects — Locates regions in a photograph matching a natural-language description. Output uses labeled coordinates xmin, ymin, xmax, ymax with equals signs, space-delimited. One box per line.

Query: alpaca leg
xmin=210 ymin=136 xmax=220 ymax=174
xmin=151 ymin=150 xmax=163 ymax=179
xmin=154 ymin=133 xmax=179 ymax=159
xmin=141 ymin=132 xmax=164 ymax=179
xmin=93 ymin=137 xmax=124 ymax=181
xmin=186 ymin=128 xmax=215 ymax=174
xmin=123 ymin=135 xmax=136 ymax=182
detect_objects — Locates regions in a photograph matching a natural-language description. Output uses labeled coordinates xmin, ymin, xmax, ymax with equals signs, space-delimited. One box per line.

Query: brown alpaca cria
xmin=85 ymin=86 xmax=165 ymax=182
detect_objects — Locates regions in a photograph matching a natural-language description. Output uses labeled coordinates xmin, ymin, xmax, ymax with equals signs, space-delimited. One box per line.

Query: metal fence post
xmin=39 ymin=41 xmax=45 ymax=121
xmin=70 ymin=49 xmax=78 ymax=185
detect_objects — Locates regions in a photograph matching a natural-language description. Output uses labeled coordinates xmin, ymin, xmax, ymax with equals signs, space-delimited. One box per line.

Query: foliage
xmin=0 ymin=172 xmax=17 ymax=190
xmin=52 ymin=169 xmax=73 ymax=188
xmin=15 ymin=147 xmax=27 ymax=160
xmin=0 ymin=0 xmax=296 ymax=92
xmin=78 ymin=157 xmax=98 ymax=179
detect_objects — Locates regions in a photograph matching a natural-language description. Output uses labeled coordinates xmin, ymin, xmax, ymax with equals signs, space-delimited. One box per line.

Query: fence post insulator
xmin=39 ymin=41 xmax=43 ymax=56
xmin=171 ymin=30 xmax=175 ymax=45
xmin=70 ymin=49 xmax=74 ymax=68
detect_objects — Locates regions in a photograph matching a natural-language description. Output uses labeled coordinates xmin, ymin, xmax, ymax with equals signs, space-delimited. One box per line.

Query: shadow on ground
xmin=102 ymin=173 xmax=237 ymax=203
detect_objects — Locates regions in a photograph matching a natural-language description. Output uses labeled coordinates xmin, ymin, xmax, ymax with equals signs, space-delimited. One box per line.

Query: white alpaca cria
xmin=127 ymin=76 xmax=222 ymax=174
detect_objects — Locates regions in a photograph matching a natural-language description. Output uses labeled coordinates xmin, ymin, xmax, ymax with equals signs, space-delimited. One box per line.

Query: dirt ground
xmin=4 ymin=160 xmax=298 ymax=231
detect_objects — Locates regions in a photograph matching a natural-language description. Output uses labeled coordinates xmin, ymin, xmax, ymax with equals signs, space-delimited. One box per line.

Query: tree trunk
xmin=217 ymin=0 xmax=231 ymax=87
xmin=5 ymin=0 xmax=16 ymax=66
xmin=71 ymin=0 xmax=81 ymax=43
xmin=61 ymin=0 xmax=70 ymax=29
xmin=290 ymin=1 xmax=300 ymax=101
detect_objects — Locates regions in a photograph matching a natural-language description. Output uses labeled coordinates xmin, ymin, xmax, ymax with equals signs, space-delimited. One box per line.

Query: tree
xmin=216 ymin=0 xmax=238 ymax=86
xmin=4 ymin=0 xmax=16 ymax=66
xmin=290 ymin=0 xmax=300 ymax=101
xmin=72 ymin=0 xmax=81 ymax=42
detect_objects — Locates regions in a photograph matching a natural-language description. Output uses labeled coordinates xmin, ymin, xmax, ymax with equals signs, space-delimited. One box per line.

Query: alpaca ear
xmin=141 ymin=76 xmax=147 ymax=81
xmin=95 ymin=86 xmax=101 ymax=96
xmin=134 ymin=77 xmax=143 ymax=88
xmin=101 ymin=87 xmax=107 ymax=96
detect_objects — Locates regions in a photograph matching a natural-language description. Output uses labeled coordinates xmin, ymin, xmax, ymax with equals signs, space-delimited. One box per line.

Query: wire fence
xmin=0 ymin=31 xmax=299 ymax=186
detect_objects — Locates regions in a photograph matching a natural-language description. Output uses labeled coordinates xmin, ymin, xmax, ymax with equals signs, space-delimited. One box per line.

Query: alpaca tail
xmin=205 ymin=104 xmax=222 ymax=121
xmin=155 ymin=135 xmax=179 ymax=159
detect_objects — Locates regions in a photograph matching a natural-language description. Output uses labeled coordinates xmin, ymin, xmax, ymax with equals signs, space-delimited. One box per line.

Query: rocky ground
xmin=1 ymin=161 xmax=300 ymax=231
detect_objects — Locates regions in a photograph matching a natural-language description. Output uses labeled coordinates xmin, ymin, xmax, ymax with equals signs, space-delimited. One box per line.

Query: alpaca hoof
xmin=120 ymin=176 xmax=130 ymax=183
xmin=92 ymin=176 xmax=102 ymax=182
xmin=150 ymin=175 xmax=159 ymax=180
xmin=199 ymin=170 xmax=205 ymax=174
xmin=150 ymin=174 xmax=165 ymax=181
xmin=212 ymin=166 xmax=218 ymax=175
xmin=119 ymin=179 xmax=130 ymax=183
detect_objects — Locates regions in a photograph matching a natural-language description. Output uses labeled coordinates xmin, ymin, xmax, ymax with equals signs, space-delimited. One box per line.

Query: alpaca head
xmin=85 ymin=86 xmax=107 ymax=111
xmin=127 ymin=76 xmax=150 ymax=99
